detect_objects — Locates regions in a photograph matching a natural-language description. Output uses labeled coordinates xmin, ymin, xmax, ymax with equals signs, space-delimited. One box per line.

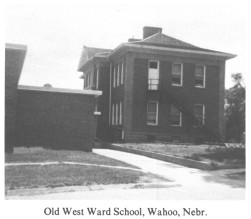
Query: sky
xmin=5 ymin=0 xmax=246 ymax=89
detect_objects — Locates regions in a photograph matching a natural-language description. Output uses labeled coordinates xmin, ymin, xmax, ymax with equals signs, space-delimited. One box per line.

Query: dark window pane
xmin=172 ymin=75 xmax=181 ymax=85
xmin=149 ymin=61 xmax=158 ymax=69
xmin=147 ymin=113 xmax=156 ymax=123
xmin=194 ymin=105 xmax=204 ymax=124
xmin=173 ymin=64 xmax=181 ymax=74
xmin=148 ymin=102 xmax=157 ymax=113
xmin=195 ymin=77 xmax=204 ymax=87
xmin=147 ymin=102 xmax=157 ymax=124
xmin=171 ymin=105 xmax=181 ymax=126
xmin=195 ymin=66 xmax=204 ymax=76
xmin=171 ymin=115 xmax=181 ymax=126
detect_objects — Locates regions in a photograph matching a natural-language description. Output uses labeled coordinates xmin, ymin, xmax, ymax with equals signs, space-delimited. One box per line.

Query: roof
xmin=5 ymin=43 xmax=28 ymax=85
xmin=109 ymin=32 xmax=236 ymax=60
xmin=84 ymin=46 xmax=112 ymax=58
xmin=5 ymin=43 xmax=27 ymax=50
xmin=78 ymin=31 xmax=236 ymax=71
xmin=78 ymin=46 xmax=112 ymax=71
xmin=133 ymin=33 xmax=198 ymax=49
xmin=18 ymin=85 xmax=102 ymax=96
xmin=128 ymin=33 xmax=230 ymax=54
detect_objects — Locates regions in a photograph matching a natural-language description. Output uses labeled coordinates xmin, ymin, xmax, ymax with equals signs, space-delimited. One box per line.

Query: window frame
xmin=170 ymin=105 xmax=182 ymax=127
xmin=147 ymin=101 xmax=159 ymax=126
xmin=172 ymin=63 xmax=183 ymax=86
xmin=195 ymin=65 xmax=206 ymax=88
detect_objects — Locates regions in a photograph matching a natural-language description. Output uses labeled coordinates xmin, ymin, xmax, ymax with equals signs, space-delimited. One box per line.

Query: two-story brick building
xmin=77 ymin=26 xmax=236 ymax=143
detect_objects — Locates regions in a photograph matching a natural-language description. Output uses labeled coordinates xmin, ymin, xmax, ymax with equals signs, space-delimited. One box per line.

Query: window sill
xmin=147 ymin=123 xmax=158 ymax=126
xmin=195 ymin=86 xmax=206 ymax=88
xmin=172 ymin=84 xmax=183 ymax=87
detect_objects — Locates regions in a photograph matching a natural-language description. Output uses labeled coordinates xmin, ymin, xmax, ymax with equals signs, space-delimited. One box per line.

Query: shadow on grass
xmin=185 ymin=148 xmax=245 ymax=166
xmin=202 ymin=169 xmax=245 ymax=188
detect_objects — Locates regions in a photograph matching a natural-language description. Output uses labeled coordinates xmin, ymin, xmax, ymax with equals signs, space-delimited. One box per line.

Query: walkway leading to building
xmin=93 ymin=149 xmax=245 ymax=200
xmin=6 ymin=149 xmax=245 ymax=200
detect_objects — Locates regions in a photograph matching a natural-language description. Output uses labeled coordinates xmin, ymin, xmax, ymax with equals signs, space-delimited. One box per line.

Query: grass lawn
xmin=5 ymin=164 xmax=144 ymax=190
xmin=118 ymin=143 xmax=245 ymax=167
xmin=5 ymin=147 xmax=152 ymax=191
xmin=5 ymin=147 xmax=138 ymax=168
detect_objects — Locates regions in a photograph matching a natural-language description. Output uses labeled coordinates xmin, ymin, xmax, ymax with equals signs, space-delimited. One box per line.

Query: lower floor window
xmin=194 ymin=104 xmax=205 ymax=125
xmin=171 ymin=105 xmax=182 ymax=126
xmin=147 ymin=101 xmax=158 ymax=125
xmin=111 ymin=101 xmax=123 ymax=125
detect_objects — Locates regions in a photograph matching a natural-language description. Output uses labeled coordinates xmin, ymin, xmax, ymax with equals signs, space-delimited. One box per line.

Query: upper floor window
xmin=85 ymin=73 xmax=92 ymax=88
xmin=112 ymin=62 xmax=124 ymax=88
xmin=113 ymin=67 xmax=116 ymax=88
xmin=171 ymin=105 xmax=182 ymax=126
xmin=147 ymin=101 xmax=158 ymax=125
xmin=117 ymin=65 xmax=120 ymax=86
xmin=194 ymin=104 xmax=205 ymax=125
xmin=120 ymin=62 xmax=124 ymax=85
xmin=148 ymin=60 xmax=159 ymax=90
xmin=195 ymin=65 xmax=206 ymax=88
xmin=172 ymin=63 xmax=183 ymax=86
xmin=95 ymin=68 xmax=99 ymax=89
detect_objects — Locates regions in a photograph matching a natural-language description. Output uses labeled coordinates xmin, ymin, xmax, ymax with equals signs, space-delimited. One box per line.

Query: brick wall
xmin=16 ymin=88 xmax=98 ymax=151
xmin=5 ymin=45 xmax=27 ymax=152
xmin=95 ymin=62 xmax=111 ymax=141
xmin=125 ymin=54 xmax=224 ymax=143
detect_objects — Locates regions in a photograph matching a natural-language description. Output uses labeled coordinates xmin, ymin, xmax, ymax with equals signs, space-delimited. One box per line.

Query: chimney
xmin=143 ymin=26 xmax=162 ymax=39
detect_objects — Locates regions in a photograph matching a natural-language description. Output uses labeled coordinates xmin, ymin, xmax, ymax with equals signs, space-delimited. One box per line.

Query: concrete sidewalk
xmin=93 ymin=149 xmax=245 ymax=200
xmin=6 ymin=149 xmax=245 ymax=200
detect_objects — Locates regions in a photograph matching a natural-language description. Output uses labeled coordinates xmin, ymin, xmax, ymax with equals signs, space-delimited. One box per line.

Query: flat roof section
xmin=18 ymin=85 xmax=102 ymax=96
xmin=5 ymin=43 xmax=27 ymax=51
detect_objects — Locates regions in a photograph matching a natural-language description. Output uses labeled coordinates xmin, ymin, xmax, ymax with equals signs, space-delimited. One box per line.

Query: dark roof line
xmin=126 ymin=41 xmax=228 ymax=54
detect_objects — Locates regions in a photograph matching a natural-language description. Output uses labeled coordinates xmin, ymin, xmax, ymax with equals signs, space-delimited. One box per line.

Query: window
xmin=111 ymin=102 xmax=123 ymax=126
xmin=121 ymin=130 xmax=125 ymax=140
xmin=115 ymin=103 xmax=119 ymax=125
xmin=85 ymin=74 xmax=88 ymax=87
xmin=195 ymin=65 xmax=206 ymax=88
xmin=86 ymin=73 xmax=91 ymax=87
xmin=194 ymin=104 xmax=205 ymax=125
xmin=147 ymin=101 xmax=158 ymax=125
xmin=121 ymin=62 xmax=124 ymax=84
xmin=148 ymin=61 xmax=159 ymax=90
xmin=96 ymin=68 xmax=99 ymax=89
xmin=112 ymin=104 xmax=115 ymax=125
xmin=119 ymin=101 xmax=123 ymax=124
xmin=113 ymin=67 xmax=116 ymax=87
xmin=171 ymin=105 xmax=182 ymax=126
xmin=172 ymin=63 xmax=183 ymax=86
xmin=117 ymin=65 xmax=120 ymax=86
